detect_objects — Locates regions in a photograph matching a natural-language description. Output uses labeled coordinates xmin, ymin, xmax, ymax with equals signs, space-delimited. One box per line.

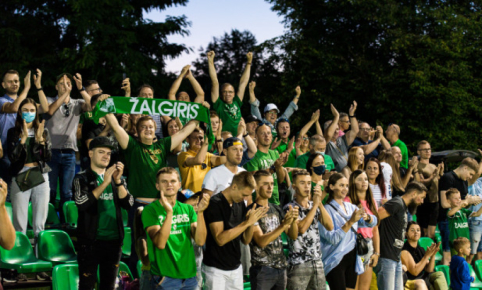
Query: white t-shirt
xmin=380 ymin=162 xmax=392 ymax=199
xmin=202 ymin=165 xmax=246 ymax=195
xmin=370 ymin=183 xmax=392 ymax=207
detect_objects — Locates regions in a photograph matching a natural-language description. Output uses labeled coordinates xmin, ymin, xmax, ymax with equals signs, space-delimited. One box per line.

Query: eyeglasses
xmin=419 ymin=148 xmax=431 ymax=152
xmin=266 ymin=111 xmax=278 ymax=116
xmin=340 ymin=120 xmax=351 ymax=123
xmin=88 ymin=87 xmax=102 ymax=93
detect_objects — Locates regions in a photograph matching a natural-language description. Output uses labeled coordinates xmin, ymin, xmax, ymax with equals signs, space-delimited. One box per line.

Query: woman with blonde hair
xmin=341 ymin=146 xmax=365 ymax=179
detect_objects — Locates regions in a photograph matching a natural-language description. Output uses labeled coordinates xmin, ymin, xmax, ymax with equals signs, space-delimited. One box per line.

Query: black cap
xmin=89 ymin=136 xmax=114 ymax=150
xmin=245 ymin=115 xmax=259 ymax=123
xmin=223 ymin=137 xmax=243 ymax=149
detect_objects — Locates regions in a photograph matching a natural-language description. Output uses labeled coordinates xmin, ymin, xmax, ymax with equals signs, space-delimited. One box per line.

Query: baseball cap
xmin=89 ymin=136 xmax=115 ymax=150
xmin=264 ymin=103 xmax=280 ymax=114
xmin=245 ymin=115 xmax=259 ymax=123
xmin=223 ymin=137 xmax=243 ymax=149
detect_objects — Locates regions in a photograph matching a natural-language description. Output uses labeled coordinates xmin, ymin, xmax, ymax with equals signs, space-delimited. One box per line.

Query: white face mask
xmin=315 ymin=151 xmax=325 ymax=156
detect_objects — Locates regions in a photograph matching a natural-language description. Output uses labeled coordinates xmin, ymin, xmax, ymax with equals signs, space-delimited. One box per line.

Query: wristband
xmin=243 ymin=134 xmax=249 ymax=138
xmin=349 ymin=115 xmax=356 ymax=118
xmin=247 ymin=63 xmax=252 ymax=65
xmin=115 ymin=179 xmax=126 ymax=187
xmin=36 ymin=87 xmax=43 ymax=92
xmin=216 ymin=139 xmax=223 ymax=142
xmin=79 ymin=86 xmax=86 ymax=92
xmin=373 ymin=252 xmax=380 ymax=256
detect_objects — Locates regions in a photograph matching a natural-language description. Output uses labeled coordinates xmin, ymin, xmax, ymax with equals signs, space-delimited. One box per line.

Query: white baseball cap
xmin=264 ymin=103 xmax=280 ymax=114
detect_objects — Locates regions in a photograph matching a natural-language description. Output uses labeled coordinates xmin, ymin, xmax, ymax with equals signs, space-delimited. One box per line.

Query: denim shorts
xmin=470 ymin=220 xmax=482 ymax=254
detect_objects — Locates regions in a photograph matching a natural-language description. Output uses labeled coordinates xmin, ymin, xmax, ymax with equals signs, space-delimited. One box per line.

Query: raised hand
xmin=376 ymin=126 xmax=383 ymax=138
xmin=33 ymin=69 xmax=42 ymax=89
xmin=274 ymin=152 xmax=289 ymax=168
xmin=197 ymin=193 xmax=211 ymax=213
xmin=246 ymin=52 xmax=253 ymax=63
xmin=35 ymin=120 xmax=45 ymax=143
xmin=112 ymin=162 xmax=124 ymax=183
xmin=181 ymin=65 xmax=191 ymax=77
xmin=63 ymin=75 xmax=72 ymax=94
xmin=249 ymin=81 xmax=256 ymax=92
xmin=237 ymin=118 xmax=246 ymax=137
xmin=295 ymin=86 xmax=301 ymax=97
xmin=98 ymin=94 xmax=110 ymax=103
xmin=246 ymin=203 xmax=269 ymax=225
xmin=349 ymin=206 xmax=364 ymax=223
xmin=312 ymin=184 xmax=323 ymax=206
xmin=159 ymin=189 xmax=173 ymax=213
xmin=311 ymin=109 xmax=320 ymax=122
xmin=175 ymin=117 xmax=183 ymax=130
xmin=270 ymin=137 xmax=282 ymax=150
xmin=24 ymin=71 xmax=31 ymax=89
xmin=207 ymin=51 xmax=215 ymax=63
xmin=330 ymin=104 xmax=339 ymax=118
xmin=348 ymin=101 xmax=357 ymax=116
xmin=120 ymin=114 xmax=129 ymax=129
xmin=409 ymin=156 xmax=419 ymax=169
xmin=121 ymin=78 xmax=131 ymax=94
xmin=73 ymin=73 xmax=83 ymax=90
xmin=104 ymin=164 xmax=117 ymax=185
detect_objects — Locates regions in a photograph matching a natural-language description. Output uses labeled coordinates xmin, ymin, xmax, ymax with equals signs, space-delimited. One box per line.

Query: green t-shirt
xmin=213 ymin=96 xmax=242 ymax=136
xmin=392 ymin=139 xmax=409 ymax=169
xmin=142 ymin=201 xmax=197 ymax=279
xmin=96 ymin=174 xmax=119 ymax=240
xmin=244 ymin=150 xmax=280 ymax=205
xmin=274 ymin=140 xmax=297 ymax=168
xmin=448 ymin=208 xmax=471 ymax=245
xmin=294 ymin=152 xmax=335 ymax=172
xmin=122 ymin=136 xmax=172 ymax=199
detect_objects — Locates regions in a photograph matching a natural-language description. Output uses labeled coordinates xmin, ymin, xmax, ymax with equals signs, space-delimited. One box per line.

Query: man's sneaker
xmin=17 ymin=273 xmax=28 ymax=281
xmin=2 ymin=276 xmax=17 ymax=283
xmin=36 ymin=272 xmax=50 ymax=281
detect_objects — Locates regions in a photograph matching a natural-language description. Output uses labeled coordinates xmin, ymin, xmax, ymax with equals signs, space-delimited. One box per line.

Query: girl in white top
xmin=365 ymin=158 xmax=389 ymax=206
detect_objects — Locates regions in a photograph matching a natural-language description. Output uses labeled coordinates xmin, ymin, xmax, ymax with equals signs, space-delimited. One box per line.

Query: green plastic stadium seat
xmin=63 ymin=201 xmax=78 ymax=227
xmin=469 ymin=264 xmax=482 ymax=289
xmin=435 ymin=264 xmax=450 ymax=287
xmin=137 ymin=260 xmax=142 ymax=278
xmin=122 ymin=227 xmax=132 ymax=258
xmin=0 ymin=232 xmax=52 ymax=273
xmin=243 ymin=281 xmax=251 ymax=289
xmin=37 ymin=230 xmax=77 ymax=265
xmin=475 ymin=260 xmax=482 ymax=280
xmin=52 ymin=264 xmax=79 ymax=290
xmin=418 ymin=237 xmax=442 ymax=264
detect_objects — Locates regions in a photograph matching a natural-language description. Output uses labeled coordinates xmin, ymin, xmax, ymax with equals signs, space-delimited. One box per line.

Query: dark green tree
xmin=0 ymin=0 xmax=190 ymax=97
xmin=266 ymin=0 xmax=482 ymax=153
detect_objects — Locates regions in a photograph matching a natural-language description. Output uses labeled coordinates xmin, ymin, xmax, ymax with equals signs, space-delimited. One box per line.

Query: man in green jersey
xmin=74 ymin=136 xmax=133 ymax=290
xmin=294 ymin=134 xmax=335 ymax=172
xmin=245 ymin=124 xmax=288 ymax=205
xmin=142 ymin=167 xmax=209 ymax=290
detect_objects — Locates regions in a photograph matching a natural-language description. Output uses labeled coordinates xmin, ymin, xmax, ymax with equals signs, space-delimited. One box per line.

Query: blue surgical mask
xmin=312 ymin=165 xmax=326 ymax=175
xmin=315 ymin=151 xmax=325 ymax=156
xmin=22 ymin=112 xmax=35 ymax=123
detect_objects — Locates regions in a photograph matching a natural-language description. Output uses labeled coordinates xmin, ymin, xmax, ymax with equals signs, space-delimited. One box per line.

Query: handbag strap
xmin=327 ymin=203 xmax=358 ymax=235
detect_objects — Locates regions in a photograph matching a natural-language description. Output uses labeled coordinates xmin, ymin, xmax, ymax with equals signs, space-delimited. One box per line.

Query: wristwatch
xmin=115 ymin=179 xmax=126 ymax=188
xmin=79 ymin=86 xmax=86 ymax=92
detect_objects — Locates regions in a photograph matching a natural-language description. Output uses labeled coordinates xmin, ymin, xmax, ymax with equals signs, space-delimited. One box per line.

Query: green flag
xmin=91 ymin=97 xmax=214 ymax=144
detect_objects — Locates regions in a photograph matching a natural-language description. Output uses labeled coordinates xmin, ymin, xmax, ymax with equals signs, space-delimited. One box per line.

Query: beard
xmin=408 ymin=200 xmax=419 ymax=215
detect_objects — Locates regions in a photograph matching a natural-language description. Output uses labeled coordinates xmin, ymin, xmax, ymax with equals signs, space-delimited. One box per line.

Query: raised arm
xmin=168 ymin=65 xmax=190 ymax=100
xmin=315 ymin=120 xmax=323 ymax=136
xmin=237 ymin=52 xmax=253 ymax=102
xmin=73 ymin=73 xmax=92 ymax=112
xmin=170 ymin=120 xmax=200 ymax=152
xmin=469 ymin=150 xmax=482 ymax=186
xmin=299 ymin=110 xmax=320 ymax=140
xmin=48 ymin=75 xmax=71 ymax=115
xmin=344 ymin=101 xmax=359 ymax=145
xmin=33 ymin=69 xmax=49 ymax=114
xmin=105 ymin=113 xmax=130 ymax=150
xmin=207 ymin=51 xmax=219 ymax=103
xmin=183 ymin=142 xmax=209 ymax=167
xmin=1 ymin=71 xmax=30 ymax=113
xmin=361 ymin=126 xmax=383 ymax=155
xmin=121 ymin=78 xmax=131 ymax=97
xmin=0 ymin=180 xmax=15 ymax=250
xmin=248 ymin=81 xmax=263 ymax=120
xmin=292 ymin=86 xmax=301 ymax=106
xmin=273 ymin=152 xmax=288 ymax=184
xmin=324 ymin=104 xmax=340 ymax=142
xmin=186 ymin=69 xmax=205 ymax=103
xmin=192 ymin=194 xmax=210 ymax=246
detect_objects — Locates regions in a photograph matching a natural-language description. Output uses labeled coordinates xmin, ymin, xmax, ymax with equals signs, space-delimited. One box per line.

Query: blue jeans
xmin=438 ymin=220 xmax=450 ymax=252
xmin=375 ymin=258 xmax=403 ymax=290
xmin=150 ymin=276 xmax=197 ymax=290
xmin=48 ymin=149 xmax=76 ymax=223
xmin=250 ymin=265 xmax=287 ymax=290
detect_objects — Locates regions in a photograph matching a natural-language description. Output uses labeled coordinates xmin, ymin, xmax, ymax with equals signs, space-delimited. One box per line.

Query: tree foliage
xmin=0 ymin=0 xmax=189 ymax=97
xmin=266 ymin=0 xmax=482 ymax=153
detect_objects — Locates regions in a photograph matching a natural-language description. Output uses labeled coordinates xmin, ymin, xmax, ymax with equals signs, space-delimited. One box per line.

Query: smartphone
xmin=122 ymin=73 xmax=127 ymax=80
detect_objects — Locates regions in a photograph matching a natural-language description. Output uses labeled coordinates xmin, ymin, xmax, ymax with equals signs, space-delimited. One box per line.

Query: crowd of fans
xmin=0 ymin=51 xmax=482 ymax=290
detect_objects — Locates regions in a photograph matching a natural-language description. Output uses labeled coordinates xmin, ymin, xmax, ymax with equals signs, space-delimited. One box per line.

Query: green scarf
xmin=91 ymin=97 xmax=214 ymax=144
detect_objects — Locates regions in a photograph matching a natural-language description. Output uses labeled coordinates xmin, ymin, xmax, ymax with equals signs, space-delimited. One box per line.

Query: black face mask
xmin=312 ymin=165 xmax=326 ymax=175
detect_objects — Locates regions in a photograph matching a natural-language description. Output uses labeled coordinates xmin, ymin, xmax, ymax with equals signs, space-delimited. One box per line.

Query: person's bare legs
xmin=355 ymin=266 xmax=373 ymax=290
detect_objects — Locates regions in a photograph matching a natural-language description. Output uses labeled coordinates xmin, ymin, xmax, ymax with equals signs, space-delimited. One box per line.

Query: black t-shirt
xmin=437 ymin=171 xmax=468 ymax=222
xmin=203 ymin=193 xmax=248 ymax=270
xmin=380 ymin=196 xmax=407 ymax=262
xmin=402 ymin=241 xmax=426 ymax=280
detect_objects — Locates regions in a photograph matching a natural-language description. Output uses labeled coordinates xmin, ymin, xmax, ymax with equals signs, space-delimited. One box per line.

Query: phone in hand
xmin=122 ymin=73 xmax=127 ymax=80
